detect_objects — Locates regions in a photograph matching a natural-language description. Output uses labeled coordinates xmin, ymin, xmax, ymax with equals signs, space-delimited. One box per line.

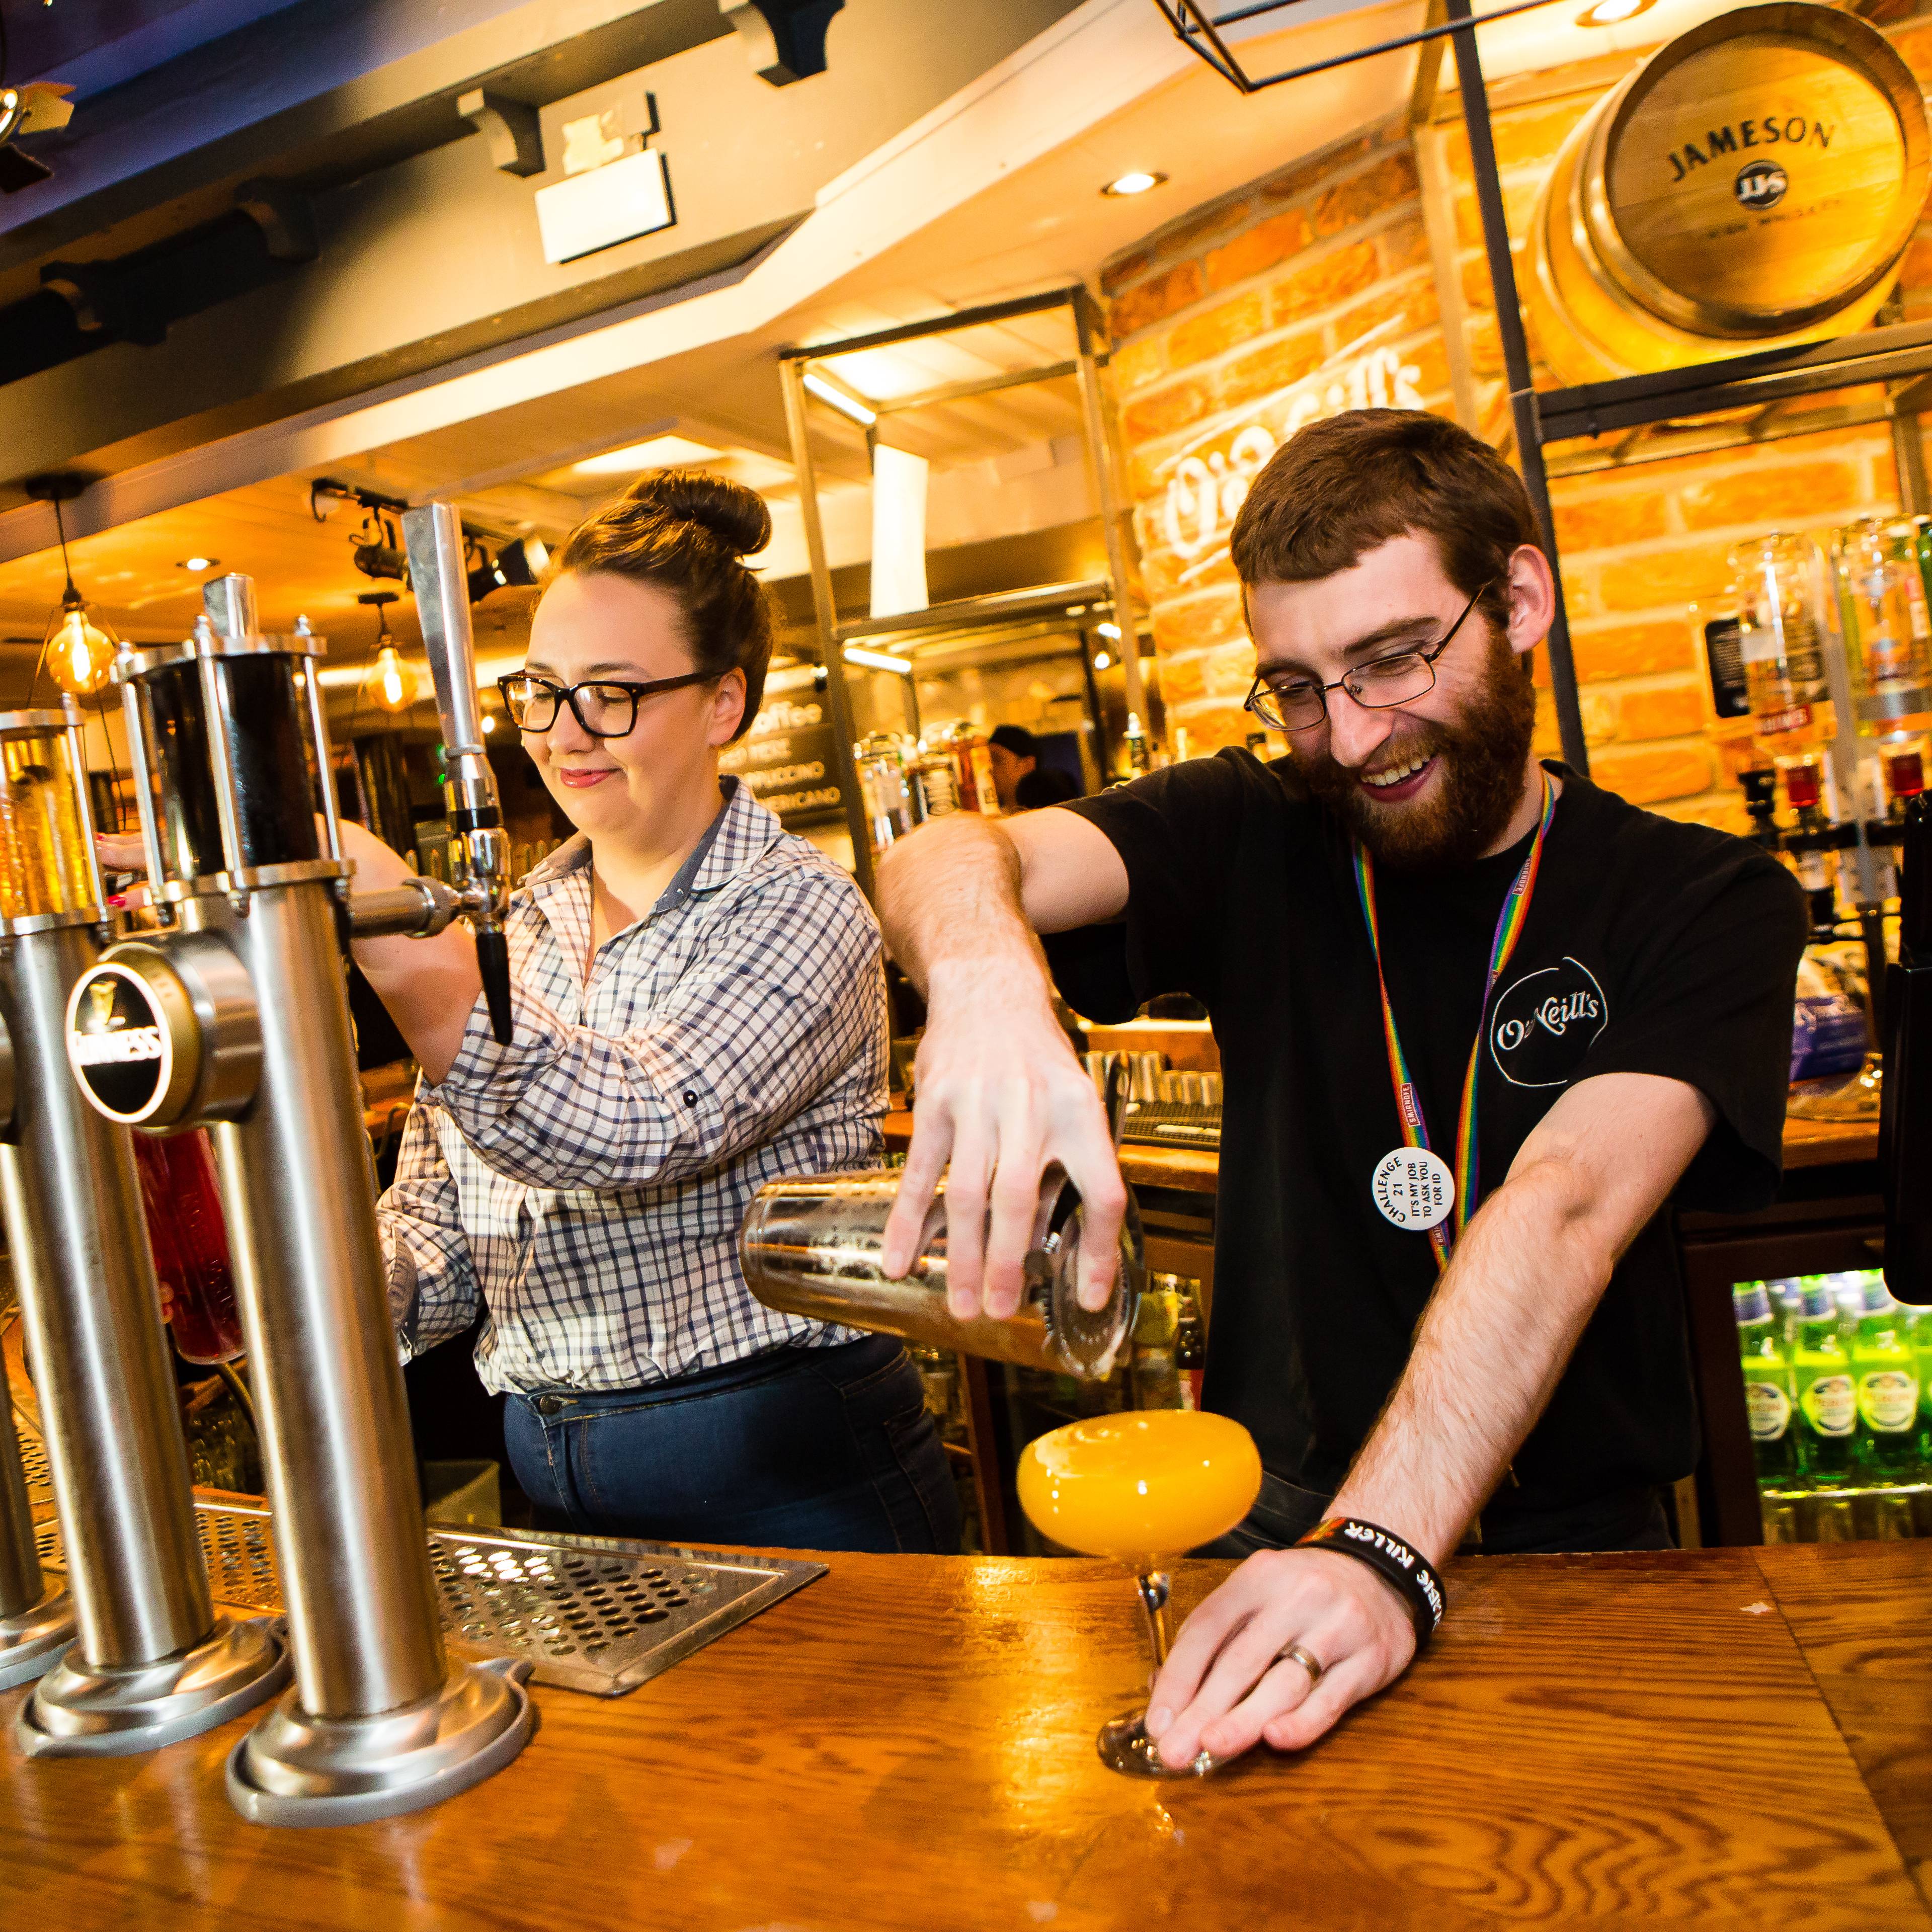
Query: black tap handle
xmin=476 ymin=927 xmax=514 ymax=1045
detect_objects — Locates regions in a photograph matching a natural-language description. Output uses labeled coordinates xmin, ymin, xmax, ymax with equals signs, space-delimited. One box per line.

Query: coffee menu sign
xmin=720 ymin=693 xmax=846 ymax=827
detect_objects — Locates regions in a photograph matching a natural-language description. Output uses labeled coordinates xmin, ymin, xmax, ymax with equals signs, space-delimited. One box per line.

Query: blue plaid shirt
xmin=377 ymin=778 xmax=884 ymax=1394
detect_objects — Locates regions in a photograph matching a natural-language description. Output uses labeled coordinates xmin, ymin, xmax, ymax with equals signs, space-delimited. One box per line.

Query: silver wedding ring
xmin=1281 ymin=1642 xmax=1324 ymax=1686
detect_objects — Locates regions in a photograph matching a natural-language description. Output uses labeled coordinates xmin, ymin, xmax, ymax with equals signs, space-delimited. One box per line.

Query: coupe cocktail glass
xmin=1018 ymin=1409 xmax=1262 ymax=1778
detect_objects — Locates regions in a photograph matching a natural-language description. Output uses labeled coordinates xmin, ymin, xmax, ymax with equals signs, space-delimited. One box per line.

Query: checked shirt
xmin=377 ymin=778 xmax=884 ymax=1394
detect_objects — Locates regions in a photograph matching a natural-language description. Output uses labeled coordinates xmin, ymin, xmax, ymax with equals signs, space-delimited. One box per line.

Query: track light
xmin=467 ymin=535 xmax=549 ymax=602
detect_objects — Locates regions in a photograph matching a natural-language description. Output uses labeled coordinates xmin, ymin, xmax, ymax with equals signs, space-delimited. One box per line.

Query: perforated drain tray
xmin=35 ymin=1497 xmax=826 ymax=1698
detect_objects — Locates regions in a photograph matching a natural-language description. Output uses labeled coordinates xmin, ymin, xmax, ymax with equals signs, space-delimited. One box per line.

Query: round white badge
xmin=1372 ymin=1147 xmax=1455 ymax=1231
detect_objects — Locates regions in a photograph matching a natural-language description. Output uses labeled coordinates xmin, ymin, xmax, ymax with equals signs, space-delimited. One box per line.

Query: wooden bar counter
xmin=5 ymin=1539 xmax=1929 ymax=1928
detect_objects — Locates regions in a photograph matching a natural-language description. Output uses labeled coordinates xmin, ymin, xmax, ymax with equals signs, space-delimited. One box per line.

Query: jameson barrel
xmin=1526 ymin=2 xmax=1931 ymax=387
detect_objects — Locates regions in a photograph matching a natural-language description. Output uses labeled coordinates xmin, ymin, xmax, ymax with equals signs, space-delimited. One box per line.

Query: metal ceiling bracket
xmin=722 ymin=0 xmax=845 ymax=86
xmin=234 ymin=179 xmax=319 ymax=263
xmin=457 ymin=90 xmax=545 ymax=178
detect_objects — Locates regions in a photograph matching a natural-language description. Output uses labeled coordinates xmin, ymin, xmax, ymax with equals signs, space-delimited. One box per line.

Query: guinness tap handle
xmin=400 ymin=501 xmax=514 ymax=1046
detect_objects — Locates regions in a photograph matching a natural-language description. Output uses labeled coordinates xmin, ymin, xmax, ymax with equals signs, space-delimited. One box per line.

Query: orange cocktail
xmin=1018 ymin=1410 xmax=1262 ymax=1778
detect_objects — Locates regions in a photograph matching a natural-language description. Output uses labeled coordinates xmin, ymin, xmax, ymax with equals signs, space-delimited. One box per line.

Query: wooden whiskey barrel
xmin=1525 ymin=2 xmax=1930 ymax=388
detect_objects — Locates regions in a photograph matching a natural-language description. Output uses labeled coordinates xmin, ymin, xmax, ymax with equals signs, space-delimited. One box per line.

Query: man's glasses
xmin=1242 ymin=581 xmax=1494 ymax=734
xmin=498 ymin=670 xmax=712 ymax=739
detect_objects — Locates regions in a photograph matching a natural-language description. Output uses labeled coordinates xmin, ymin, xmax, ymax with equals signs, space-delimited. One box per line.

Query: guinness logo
xmin=1735 ymin=159 xmax=1788 ymax=210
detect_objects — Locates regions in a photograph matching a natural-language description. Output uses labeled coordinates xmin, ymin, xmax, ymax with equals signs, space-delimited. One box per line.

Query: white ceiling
xmin=0 ymin=0 xmax=1714 ymax=673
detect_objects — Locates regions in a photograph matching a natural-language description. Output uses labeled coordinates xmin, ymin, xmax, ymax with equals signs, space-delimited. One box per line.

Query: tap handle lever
xmin=400 ymin=501 xmax=513 ymax=1045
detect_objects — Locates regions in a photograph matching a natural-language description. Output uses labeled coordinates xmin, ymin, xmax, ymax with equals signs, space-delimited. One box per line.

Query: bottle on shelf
xmin=1792 ymin=1276 xmax=1863 ymax=1486
xmin=1780 ymin=758 xmax=1843 ymax=934
xmin=1847 ymin=1273 xmax=1922 ymax=1483
xmin=1735 ymin=1282 xmax=1800 ymax=1490
xmin=1868 ymin=745 xmax=1926 ymax=904
xmin=1735 ymin=533 xmax=1830 ymax=750
xmin=1839 ymin=515 xmax=1932 ymax=735
xmin=1122 ymin=710 xmax=1151 ymax=779
xmin=1174 ymin=1279 xmax=1205 ymax=1412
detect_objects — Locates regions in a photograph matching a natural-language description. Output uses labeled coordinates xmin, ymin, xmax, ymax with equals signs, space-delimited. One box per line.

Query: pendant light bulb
xmin=47 ymin=594 xmax=116 ymax=697
xmin=364 ymin=641 xmax=419 ymax=714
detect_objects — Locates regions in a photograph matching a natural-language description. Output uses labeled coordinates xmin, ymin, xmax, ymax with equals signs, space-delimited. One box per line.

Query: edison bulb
xmin=362 ymin=642 xmax=420 ymax=713
xmin=49 ymin=604 xmax=115 ymax=697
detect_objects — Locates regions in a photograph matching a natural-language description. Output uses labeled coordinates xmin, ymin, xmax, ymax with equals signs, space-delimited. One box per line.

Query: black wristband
xmin=1297 ymin=1517 xmax=1444 ymax=1648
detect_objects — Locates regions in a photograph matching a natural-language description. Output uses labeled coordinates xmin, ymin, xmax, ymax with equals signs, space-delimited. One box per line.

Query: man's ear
xmin=1504 ymin=543 xmax=1556 ymax=659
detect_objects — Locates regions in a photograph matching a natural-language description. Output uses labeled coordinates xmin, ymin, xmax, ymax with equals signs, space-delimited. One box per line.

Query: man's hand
xmin=880 ymin=959 xmax=1123 ymax=1319
xmin=1144 ymin=1547 xmax=1416 ymax=1767
xmin=875 ymin=812 xmax=1133 ymax=1323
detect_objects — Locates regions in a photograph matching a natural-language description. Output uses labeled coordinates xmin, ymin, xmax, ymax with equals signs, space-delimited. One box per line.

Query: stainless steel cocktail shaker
xmin=740 ymin=1169 xmax=1142 ymax=1379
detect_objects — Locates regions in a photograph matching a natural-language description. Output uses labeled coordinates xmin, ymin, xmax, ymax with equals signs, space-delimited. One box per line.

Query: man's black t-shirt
xmin=1044 ymin=753 xmax=1807 ymax=1515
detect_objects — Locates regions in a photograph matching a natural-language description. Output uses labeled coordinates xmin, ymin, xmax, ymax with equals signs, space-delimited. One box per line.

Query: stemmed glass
xmin=1018 ymin=1409 xmax=1262 ymax=1778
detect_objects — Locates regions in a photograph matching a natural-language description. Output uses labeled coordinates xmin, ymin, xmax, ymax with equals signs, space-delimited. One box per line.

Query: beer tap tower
xmin=0 ymin=704 xmax=287 ymax=1746
xmin=64 ymin=564 xmax=531 ymax=1823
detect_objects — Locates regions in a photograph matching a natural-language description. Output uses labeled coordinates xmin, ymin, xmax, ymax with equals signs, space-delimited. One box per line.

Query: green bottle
xmin=1793 ymin=1278 xmax=1860 ymax=1485
xmin=1735 ymin=1283 xmax=1799 ymax=1488
xmin=1850 ymin=1273 xmax=1922 ymax=1482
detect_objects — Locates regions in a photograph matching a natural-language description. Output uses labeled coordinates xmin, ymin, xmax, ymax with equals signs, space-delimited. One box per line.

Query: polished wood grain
xmin=1755 ymin=1540 xmax=1932 ymax=1906
xmin=4 ymin=1544 xmax=1928 ymax=1929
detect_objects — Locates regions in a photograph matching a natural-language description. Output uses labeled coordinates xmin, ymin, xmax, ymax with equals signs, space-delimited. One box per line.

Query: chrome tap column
xmin=0 ymin=1337 xmax=71 ymax=1691
xmin=0 ymin=705 xmax=285 ymax=1746
xmin=66 ymin=587 xmax=530 ymax=1823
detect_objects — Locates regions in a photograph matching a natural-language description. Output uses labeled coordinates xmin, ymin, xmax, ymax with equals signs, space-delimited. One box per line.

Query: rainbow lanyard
xmin=1350 ymin=772 xmax=1556 ymax=1272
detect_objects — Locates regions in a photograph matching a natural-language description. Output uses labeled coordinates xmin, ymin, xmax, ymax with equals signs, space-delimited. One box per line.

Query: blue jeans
xmin=503 ymin=1333 xmax=960 ymax=1555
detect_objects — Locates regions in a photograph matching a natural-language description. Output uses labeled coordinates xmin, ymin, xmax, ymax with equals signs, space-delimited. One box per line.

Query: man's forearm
xmin=877 ymin=816 xmax=1055 ymax=1012
xmin=1329 ymin=1157 xmax=1613 ymax=1563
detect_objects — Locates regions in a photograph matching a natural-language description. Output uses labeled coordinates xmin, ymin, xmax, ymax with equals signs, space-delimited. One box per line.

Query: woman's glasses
xmin=498 ymin=671 xmax=712 ymax=739
xmin=1243 ymin=581 xmax=1493 ymax=734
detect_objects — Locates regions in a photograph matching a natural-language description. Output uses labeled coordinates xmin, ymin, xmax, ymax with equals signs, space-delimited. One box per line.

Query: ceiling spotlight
xmin=0 ymin=82 xmax=74 ymax=196
xmin=1092 ymin=651 xmax=1112 ymax=672
xmin=1576 ymin=0 xmax=1654 ymax=24
xmin=178 ymin=556 xmax=217 ymax=573
xmin=1102 ymin=171 xmax=1166 ymax=197
xmin=467 ymin=535 xmax=550 ymax=603
xmin=802 ymin=370 xmax=877 ymax=428
xmin=1096 ymin=621 xmax=1121 ymax=639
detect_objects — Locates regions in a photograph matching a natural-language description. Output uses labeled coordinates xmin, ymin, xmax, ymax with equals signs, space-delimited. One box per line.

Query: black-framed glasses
xmin=1242 ymin=581 xmax=1494 ymax=733
xmin=497 ymin=670 xmax=713 ymax=738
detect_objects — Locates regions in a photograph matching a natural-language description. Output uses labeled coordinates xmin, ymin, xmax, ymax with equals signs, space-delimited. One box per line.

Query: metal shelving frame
xmin=778 ymin=286 xmax=1139 ymax=899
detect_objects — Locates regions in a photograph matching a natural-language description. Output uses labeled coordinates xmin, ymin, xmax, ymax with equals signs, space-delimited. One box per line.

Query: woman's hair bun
xmin=622 ymin=468 xmax=770 ymax=559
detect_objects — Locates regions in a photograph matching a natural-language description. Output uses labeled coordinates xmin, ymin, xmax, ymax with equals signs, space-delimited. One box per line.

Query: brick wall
xmin=1102 ymin=10 xmax=1932 ymax=831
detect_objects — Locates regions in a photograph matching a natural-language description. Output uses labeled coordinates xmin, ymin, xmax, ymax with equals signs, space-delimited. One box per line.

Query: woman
xmin=343 ymin=470 xmax=958 ymax=1554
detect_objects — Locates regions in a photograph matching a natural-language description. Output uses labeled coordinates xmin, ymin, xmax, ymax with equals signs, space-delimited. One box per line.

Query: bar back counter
xmin=3 ymin=1537 xmax=1928 ymax=1927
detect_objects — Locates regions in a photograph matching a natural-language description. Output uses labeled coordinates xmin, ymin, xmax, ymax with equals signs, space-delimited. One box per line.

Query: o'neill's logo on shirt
xmin=1489 ymin=957 xmax=1609 ymax=1090
xmin=1664 ymin=116 xmax=1833 ymax=186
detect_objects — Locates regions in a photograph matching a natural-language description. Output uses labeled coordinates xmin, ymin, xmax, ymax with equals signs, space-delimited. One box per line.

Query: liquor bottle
xmin=1869 ymin=746 xmax=1926 ymax=903
xmin=1698 ymin=591 xmax=1752 ymax=723
xmin=1792 ymin=1276 xmax=1861 ymax=1485
xmin=1123 ymin=711 xmax=1151 ymax=778
xmin=1849 ymin=1273 xmax=1922 ymax=1482
xmin=1781 ymin=759 xmax=1842 ymax=933
xmin=1174 ymin=1279 xmax=1205 ymax=1412
xmin=1839 ymin=516 xmax=1932 ymax=705
xmin=1735 ymin=1282 xmax=1799 ymax=1488
xmin=1736 ymin=533 xmax=1829 ymax=747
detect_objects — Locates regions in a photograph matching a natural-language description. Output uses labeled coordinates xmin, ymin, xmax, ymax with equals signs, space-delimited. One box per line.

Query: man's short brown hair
xmin=1229 ymin=409 xmax=1537 ymax=633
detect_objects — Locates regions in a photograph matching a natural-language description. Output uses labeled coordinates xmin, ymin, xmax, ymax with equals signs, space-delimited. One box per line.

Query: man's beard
xmin=1290 ymin=632 xmax=1538 ymax=867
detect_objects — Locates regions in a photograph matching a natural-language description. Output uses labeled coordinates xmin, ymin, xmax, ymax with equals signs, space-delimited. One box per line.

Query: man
xmin=988 ymin=723 xmax=1080 ymax=812
xmin=876 ymin=409 xmax=1804 ymax=1770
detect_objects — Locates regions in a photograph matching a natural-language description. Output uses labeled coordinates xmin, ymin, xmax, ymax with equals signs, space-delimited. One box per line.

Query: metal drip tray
xmin=35 ymin=1497 xmax=825 ymax=1697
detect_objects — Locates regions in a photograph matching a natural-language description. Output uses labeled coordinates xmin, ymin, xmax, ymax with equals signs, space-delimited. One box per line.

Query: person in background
xmin=875 ymin=410 xmax=1804 ymax=1763
xmin=340 ymin=468 xmax=958 ymax=1555
xmin=988 ymin=723 xmax=1080 ymax=812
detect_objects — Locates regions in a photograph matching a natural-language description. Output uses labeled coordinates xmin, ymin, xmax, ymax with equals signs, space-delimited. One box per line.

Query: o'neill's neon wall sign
xmin=1153 ymin=324 xmax=1425 ymax=585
